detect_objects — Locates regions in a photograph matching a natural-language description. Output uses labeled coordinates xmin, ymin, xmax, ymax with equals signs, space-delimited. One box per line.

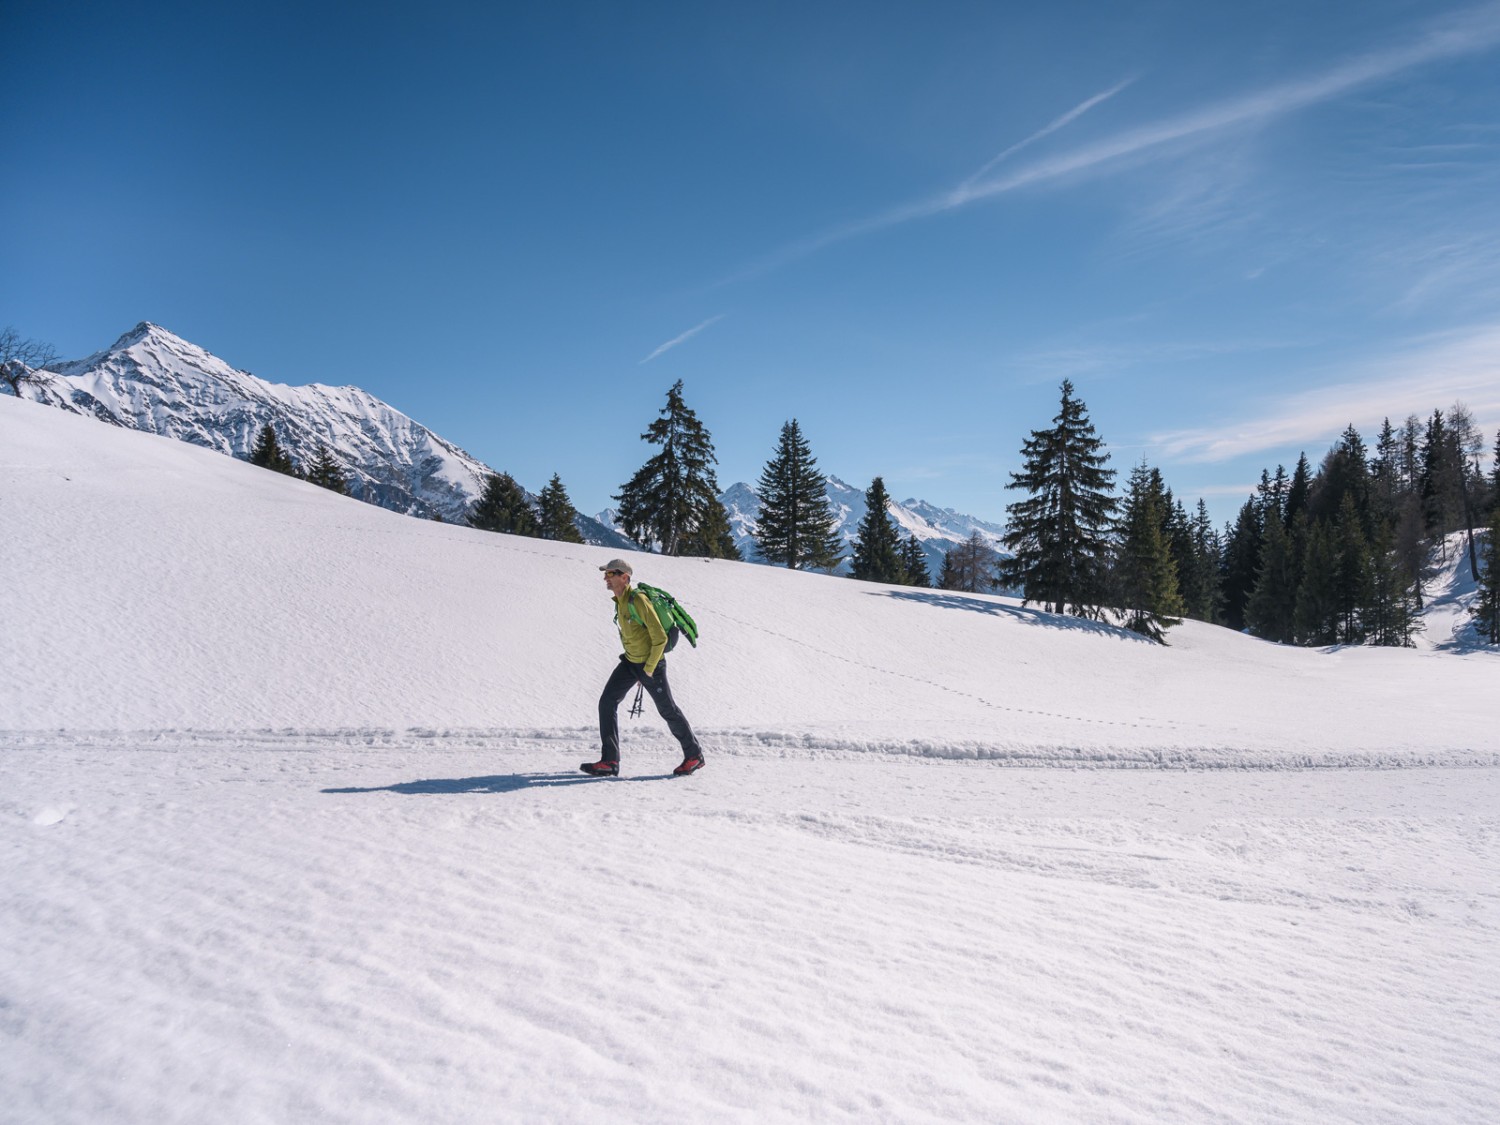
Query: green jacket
xmin=614 ymin=585 xmax=668 ymax=675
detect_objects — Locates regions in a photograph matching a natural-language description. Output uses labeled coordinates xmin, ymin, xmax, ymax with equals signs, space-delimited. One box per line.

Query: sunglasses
xmin=604 ymin=569 xmax=626 ymax=578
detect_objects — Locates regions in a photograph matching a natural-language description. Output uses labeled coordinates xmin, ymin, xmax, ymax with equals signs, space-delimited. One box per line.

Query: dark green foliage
xmin=537 ymin=474 xmax=585 ymax=543
xmin=901 ymin=535 xmax=931 ymax=588
xmin=1420 ymin=409 xmax=1462 ymax=538
xmin=615 ymin=381 xmax=724 ymax=556
xmin=305 ymin=443 xmax=349 ymax=495
xmin=469 ymin=472 xmax=538 ymax=536
xmin=1113 ymin=462 xmax=1184 ymax=643
xmin=1293 ymin=521 xmax=1340 ymax=645
xmin=1219 ymin=499 xmax=1262 ymax=632
xmin=678 ymin=496 xmax=742 ymax=560
xmin=755 ymin=419 xmax=842 ymax=570
xmin=1331 ymin=493 xmax=1373 ymax=644
xmin=249 ymin=423 xmax=298 ymax=477
xmin=1285 ymin=453 xmax=1312 ymax=529
xmin=1473 ymin=509 xmax=1500 ymax=643
xmin=999 ymin=380 xmax=1117 ymax=617
xmin=1490 ymin=430 xmax=1500 ymax=515
xmin=1365 ymin=519 xmax=1422 ymax=647
xmin=1309 ymin=425 xmax=1371 ymax=536
xmin=1181 ymin=500 xmax=1222 ymax=623
xmin=1247 ymin=514 xmax=1297 ymax=644
xmin=850 ymin=477 xmax=907 ymax=584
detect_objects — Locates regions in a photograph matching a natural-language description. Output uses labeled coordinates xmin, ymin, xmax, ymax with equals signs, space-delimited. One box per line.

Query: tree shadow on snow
xmin=323 ymin=772 xmax=676 ymax=796
xmin=876 ymin=589 xmax=1153 ymax=643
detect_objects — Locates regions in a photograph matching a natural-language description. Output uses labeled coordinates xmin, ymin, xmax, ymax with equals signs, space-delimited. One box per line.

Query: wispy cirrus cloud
xmin=724 ymin=3 xmax=1500 ymax=284
xmin=1151 ymin=321 xmax=1500 ymax=463
xmin=640 ymin=315 xmax=726 ymax=364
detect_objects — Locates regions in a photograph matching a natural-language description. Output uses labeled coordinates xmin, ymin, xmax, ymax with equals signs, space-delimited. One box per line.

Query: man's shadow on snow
xmin=323 ymin=772 xmax=675 ymax=796
xmin=876 ymin=589 xmax=1154 ymax=642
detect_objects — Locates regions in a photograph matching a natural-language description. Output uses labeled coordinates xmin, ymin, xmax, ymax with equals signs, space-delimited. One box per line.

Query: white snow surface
xmin=3 ymin=395 xmax=1499 ymax=1123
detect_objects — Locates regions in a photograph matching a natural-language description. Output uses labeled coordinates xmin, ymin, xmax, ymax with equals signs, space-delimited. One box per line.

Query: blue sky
xmin=5 ymin=0 xmax=1499 ymax=526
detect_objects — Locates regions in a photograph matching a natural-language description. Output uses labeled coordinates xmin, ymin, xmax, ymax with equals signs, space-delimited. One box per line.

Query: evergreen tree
xmin=938 ymin=549 xmax=957 ymax=591
xmin=536 ymin=474 xmax=585 ymax=543
xmin=901 ymin=535 xmax=931 ymax=588
xmin=1285 ymin=453 xmax=1313 ymax=529
xmin=1331 ymin=492 xmax=1373 ymax=644
xmin=1309 ymin=425 xmax=1371 ymax=536
xmin=1365 ymin=518 xmax=1421 ymax=648
xmin=305 ymin=443 xmax=349 ymax=495
xmin=1294 ymin=521 xmax=1340 ymax=645
xmin=1490 ymin=430 xmax=1500 ymax=516
xmin=850 ymin=477 xmax=907 ymax=584
xmin=1246 ymin=514 xmax=1297 ymax=644
xmin=754 ymin=419 xmax=842 ymax=570
xmin=1420 ymin=409 xmax=1460 ymax=540
xmin=1370 ymin=417 xmax=1401 ymax=529
xmin=615 ymin=380 xmax=723 ymax=556
xmin=249 ymin=423 xmax=297 ymax=477
xmin=468 ymin=472 xmax=538 ymax=536
xmin=1219 ymin=498 xmax=1263 ymax=632
xmin=1113 ymin=462 xmax=1184 ymax=643
xmin=998 ymin=380 xmax=1117 ymax=616
xmin=1472 ymin=508 xmax=1500 ymax=643
xmin=678 ymin=496 xmax=742 ymax=560
xmin=1181 ymin=500 xmax=1222 ymax=623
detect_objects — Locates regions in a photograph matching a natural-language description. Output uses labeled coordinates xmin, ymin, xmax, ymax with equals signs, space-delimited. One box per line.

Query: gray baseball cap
xmin=599 ymin=558 xmax=634 ymax=575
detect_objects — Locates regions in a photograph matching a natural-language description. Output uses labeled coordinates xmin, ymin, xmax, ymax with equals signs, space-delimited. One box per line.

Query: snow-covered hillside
xmin=12 ymin=322 xmax=628 ymax=545
xmin=4 ymin=394 xmax=1498 ymax=1124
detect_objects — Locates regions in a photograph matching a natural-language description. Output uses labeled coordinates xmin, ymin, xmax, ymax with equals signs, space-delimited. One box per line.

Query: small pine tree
xmin=249 ymin=423 xmax=297 ymax=476
xmin=850 ymin=477 xmax=907 ymax=584
xmin=1219 ymin=497 xmax=1263 ymax=632
xmin=1113 ymin=462 xmax=1184 ymax=643
xmin=305 ymin=443 xmax=349 ymax=495
xmin=679 ymin=496 xmax=742 ymax=560
xmin=469 ymin=472 xmax=539 ymax=536
xmin=1365 ymin=519 xmax=1422 ymax=647
xmin=536 ymin=474 xmax=585 ymax=543
xmin=755 ymin=419 xmax=842 ymax=570
xmin=901 ymin=535 xmax=931 ymax=588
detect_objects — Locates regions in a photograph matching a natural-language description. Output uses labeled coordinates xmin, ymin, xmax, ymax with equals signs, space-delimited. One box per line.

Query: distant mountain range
xmin=11 ymin=323 xmax=1008 ymax=569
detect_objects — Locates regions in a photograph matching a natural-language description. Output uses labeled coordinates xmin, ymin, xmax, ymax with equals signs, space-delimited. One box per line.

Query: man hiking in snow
xmin=581 ymin=559 xmax=705 ymax=778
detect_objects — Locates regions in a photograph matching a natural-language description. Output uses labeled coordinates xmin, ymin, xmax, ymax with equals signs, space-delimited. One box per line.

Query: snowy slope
xmin=4 ymin=394 xmax=1500 ymax=1124
xmin=14 ymin=322 xmax=628 ymax=546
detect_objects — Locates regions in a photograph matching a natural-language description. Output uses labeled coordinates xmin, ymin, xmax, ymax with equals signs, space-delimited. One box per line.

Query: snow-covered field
xmin=3 ymin=394 xmax=1498 ymax=1123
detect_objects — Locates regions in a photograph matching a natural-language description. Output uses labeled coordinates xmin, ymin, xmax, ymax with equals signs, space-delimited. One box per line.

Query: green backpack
xmin=621 ymin=583 xmax=699 ymax=651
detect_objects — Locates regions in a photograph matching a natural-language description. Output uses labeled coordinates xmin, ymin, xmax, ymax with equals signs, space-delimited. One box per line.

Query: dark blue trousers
xmin=598 ymin=655 xmax=701 ymax=763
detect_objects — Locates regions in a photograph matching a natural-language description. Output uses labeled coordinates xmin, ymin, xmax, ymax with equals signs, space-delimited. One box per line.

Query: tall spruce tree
xmin=1113 ymin=462 xmax=1184 ymax=643
xmin=901 ymin=535 xmax=931 ymax=588
xmin=755 ymin=419 xmax=842 ymax=570
xmin=615 ymin=380 xmax=723 ymax=556
xmin=536 ymin=474 xmax=585 ymax=543
xmin=469 ymin=472 xmax=538 ymax=536
xmin=998 ymin=380 xmax=1117 ymax=617
xmin=249 ymin=423 xmax=297 ymax=477
xmin=305 ymin=443 xmax=349 ymax=495
xmin=1285 ymin=453 xmax=1313 ymax=529
xmin=1473 ymin=508 xmax=1500 ymax=643
xmin=850 ymin=477 xmax=907 ymax=583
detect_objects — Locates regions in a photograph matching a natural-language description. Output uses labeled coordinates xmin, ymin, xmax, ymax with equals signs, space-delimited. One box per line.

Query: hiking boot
xmin=672 ymin=755 xmax=704 ymax=777
xmin=579 ymin=760 xmax=619 ymax=777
